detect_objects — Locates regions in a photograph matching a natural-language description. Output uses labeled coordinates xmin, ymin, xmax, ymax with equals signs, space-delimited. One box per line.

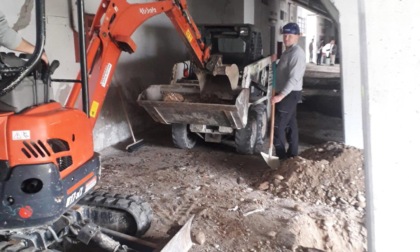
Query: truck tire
xmin=172 ymin=124 xmax=196 ymax=149
xmin=253 ymin=104 xmax=268 ymax=153
xmin=235 ymin=109 xmax=258 ymax=154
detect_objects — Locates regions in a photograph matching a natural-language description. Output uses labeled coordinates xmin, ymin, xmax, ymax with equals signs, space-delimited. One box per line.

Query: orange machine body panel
xmin=5 ymin=102 xmax=93 ymax=179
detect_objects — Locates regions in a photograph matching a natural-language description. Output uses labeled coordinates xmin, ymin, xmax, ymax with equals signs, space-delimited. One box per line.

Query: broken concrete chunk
xmin=258 ymin=181 xmax=270 ymax=191
xmin=163 ymin=92 xmax=184 ymax=102
xmin=193 ymin=231 xmax=206 ymax=245
xmin=267 ymin=231 xmax=277 ymax=238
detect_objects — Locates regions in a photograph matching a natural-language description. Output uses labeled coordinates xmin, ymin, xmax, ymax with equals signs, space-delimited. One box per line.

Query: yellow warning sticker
xmin=90 ymin=101 xmax=99 ymax=118
xmin=185 ymin=29 xmax=193 ymax=43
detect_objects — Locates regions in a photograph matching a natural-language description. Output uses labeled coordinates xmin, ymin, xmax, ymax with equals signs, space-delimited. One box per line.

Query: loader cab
xmin=199 ymin=24 xmax=263 ymax=70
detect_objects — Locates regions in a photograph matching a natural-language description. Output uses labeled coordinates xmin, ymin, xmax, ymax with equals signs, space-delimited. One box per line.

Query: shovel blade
xmin=261 ymin=151 xmax=280 ymax=170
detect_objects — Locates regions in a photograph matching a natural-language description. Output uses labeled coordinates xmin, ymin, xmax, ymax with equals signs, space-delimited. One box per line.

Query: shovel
xmin=261 ymin=58 xmax=279 ymax=169
xmin=261 ymin=102 xmax=280 ymax=169
xmin=116 ymin=81 xmax=145 ymax=152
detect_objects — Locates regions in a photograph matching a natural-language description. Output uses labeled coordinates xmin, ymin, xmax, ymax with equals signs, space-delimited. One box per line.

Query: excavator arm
xmin=65 ymin=0 xmax=211 ymax=127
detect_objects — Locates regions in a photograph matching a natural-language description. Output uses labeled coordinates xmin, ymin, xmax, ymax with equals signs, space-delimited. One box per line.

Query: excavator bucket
xmin=160 ymin=216 xmax=194 ymax=252
xmin=195 ymin=55 xmax=240 ymax=100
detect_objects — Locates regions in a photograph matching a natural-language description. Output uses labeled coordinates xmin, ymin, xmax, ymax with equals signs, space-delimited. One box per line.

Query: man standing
xmin=272 ymin=23 xmax=306 ymax=159
xmin=329 ymin=39 xmax=337 ymax=66
xmin=309 ymin=38 xmax=314 ymax=63
xmin=322 ymin=38 xmax=335 ymax=66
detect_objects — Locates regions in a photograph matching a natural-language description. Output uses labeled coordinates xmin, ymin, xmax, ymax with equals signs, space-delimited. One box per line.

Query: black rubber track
xmin=77 ymin=190 xmax=153 ymax=236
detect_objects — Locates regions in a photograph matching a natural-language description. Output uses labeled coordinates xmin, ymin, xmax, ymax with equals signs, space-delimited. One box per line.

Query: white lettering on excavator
xmin=12 ymin=130 xmax=30 ymax=140
xmin=65 ymin=187 xmax=84 ymax=207
xmin=100 ymin=63 xmax=112 ymax=87
xmin=139 ymin=7 xmax=157 ymax=15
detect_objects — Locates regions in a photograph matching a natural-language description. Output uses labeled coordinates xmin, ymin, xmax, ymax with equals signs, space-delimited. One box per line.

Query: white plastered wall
xmin=324 ymin=0 xmax=420 ymax=250
xmin=321 ymin=0 xmax=364 ymax=149
xmin=358 ymin=1 xmax=420 ymax=251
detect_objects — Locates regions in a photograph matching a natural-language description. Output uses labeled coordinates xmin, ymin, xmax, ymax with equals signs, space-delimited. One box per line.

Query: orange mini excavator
xmin=0 ymin=0 xmax=235 ymax=251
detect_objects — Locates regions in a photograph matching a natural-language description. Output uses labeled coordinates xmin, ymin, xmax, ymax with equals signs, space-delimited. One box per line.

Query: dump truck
xmin=138 ymin=24 xmax=274 ymax=154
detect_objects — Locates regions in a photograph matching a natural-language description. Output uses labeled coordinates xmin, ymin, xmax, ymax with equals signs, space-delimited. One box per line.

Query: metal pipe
xmin=51 ymin=79 xmax=82 ymax=83
xmin=77 ymin=0 xmax=89 ymax=116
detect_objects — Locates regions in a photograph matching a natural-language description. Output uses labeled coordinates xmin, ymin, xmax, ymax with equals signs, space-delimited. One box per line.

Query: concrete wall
xmin=187 ymin=0 xmax=244 ymax=24
xmin=321 ymin=0 xmax=364 ymax=149
xmin=321 ymin=0 xmax=420 ymax=250
xmin=358 ymin=1 xmax=420 ymax=251
xmin=253 ymin=0 xmax=271 ymax=56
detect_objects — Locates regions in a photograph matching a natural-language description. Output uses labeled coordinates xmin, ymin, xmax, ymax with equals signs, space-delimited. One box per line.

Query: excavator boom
xmin=66 ymin=0 xmax=211 ymax=128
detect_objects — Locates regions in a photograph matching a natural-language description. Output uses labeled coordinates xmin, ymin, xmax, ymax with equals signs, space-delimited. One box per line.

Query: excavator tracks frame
xmin=0 ymin=190 xmax=153 ymax=251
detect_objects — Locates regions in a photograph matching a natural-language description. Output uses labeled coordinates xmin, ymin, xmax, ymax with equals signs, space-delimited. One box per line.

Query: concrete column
xmin=358 ymin=0 xmax=420 ymax=251
xmin=322 ymin=0 xmax=364 ymax=149
xmin=244 ymin=0 xmax=254 ymax=24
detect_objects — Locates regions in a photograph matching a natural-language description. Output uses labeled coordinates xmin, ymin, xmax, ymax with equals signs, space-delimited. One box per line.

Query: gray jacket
xmin=0 ymin=10 xmax=22 ymax=50
xmin=275 ymin=43 xmax=306 ymax=96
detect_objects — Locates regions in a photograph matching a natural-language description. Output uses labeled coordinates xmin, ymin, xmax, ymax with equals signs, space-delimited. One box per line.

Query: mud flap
xmin=160 ymin=216 xmax=194 ymax=252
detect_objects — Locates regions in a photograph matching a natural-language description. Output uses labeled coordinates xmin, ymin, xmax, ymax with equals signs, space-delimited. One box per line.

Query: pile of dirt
xmin=99 ymin=139 xmax=367 ymax=252
xmin=258 ymin=142 xmax=366 ymax=211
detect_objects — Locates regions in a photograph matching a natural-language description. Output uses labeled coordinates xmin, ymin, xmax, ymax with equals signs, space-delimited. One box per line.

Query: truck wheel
xmin=253 ymin=104 xmax=267 ymax=153
xmin=172 ymin=124 xmax=196 ymax=149
xmin=235 ymin=109 xmax=257 ymax=154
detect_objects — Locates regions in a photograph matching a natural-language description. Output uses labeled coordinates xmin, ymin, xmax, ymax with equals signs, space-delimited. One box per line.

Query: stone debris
xmin=193 ymin=231 xmax=206 ymax=245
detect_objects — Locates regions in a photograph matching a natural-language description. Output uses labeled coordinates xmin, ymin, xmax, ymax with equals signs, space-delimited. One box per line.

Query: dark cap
xmin=282 ymin=23 xmax=300 ymax=35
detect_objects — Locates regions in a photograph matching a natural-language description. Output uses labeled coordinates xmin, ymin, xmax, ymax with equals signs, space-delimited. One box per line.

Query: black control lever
xmin=42 ymin=60 xmax=60 ymax=103
xmin=49 ymin=60 xmax=60 ymax=77
xmin=42 ymin=60 xmax=60 ymax=85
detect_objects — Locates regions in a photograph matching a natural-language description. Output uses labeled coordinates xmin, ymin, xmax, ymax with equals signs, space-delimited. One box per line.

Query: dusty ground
xmin=98 ymin=125 xmax=366 ymax=252
xmin=97 ymin=65 xmax=367 ymax=251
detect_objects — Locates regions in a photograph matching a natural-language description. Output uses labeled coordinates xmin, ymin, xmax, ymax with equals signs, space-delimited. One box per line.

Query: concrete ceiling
xmin=292 ymin=0 xmax=330 ymax=17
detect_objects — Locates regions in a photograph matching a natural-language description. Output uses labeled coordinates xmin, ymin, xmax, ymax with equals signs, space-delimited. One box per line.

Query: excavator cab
xmin=0 ymin=52 xmax=50 ymax=112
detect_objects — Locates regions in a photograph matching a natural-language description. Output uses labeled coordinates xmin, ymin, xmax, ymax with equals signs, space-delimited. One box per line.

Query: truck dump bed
xmin=138 ymin=83 xmax=249 ymax=129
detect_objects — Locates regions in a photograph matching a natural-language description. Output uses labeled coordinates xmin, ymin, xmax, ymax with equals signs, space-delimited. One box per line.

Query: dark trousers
xmin=316 ymin=52 xmax=322 ymax=65
xmin=273 ymin=91 xmax=301 ymax=159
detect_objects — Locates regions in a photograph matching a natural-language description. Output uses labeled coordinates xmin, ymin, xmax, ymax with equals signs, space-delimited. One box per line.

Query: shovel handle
xmin=268 ymin=99 xmax=275 ymax=156
xmin=268 ymin=58 xmax=277 ymax=157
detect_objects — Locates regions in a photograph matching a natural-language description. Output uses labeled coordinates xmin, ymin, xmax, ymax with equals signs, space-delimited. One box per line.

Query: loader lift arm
xmin=66 ymin=0 xmax=211 ymax=127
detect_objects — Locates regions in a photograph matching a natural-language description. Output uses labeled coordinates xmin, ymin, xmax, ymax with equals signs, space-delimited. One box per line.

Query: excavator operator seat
xmin=0 ymin=52 xmax=50 ymax=113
